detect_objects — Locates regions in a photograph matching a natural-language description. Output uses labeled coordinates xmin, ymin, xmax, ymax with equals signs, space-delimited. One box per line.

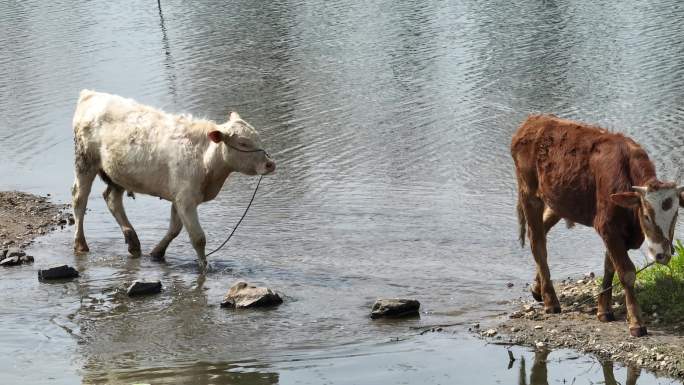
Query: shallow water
xmin=2 ymin=0 xmax=684 ymax=383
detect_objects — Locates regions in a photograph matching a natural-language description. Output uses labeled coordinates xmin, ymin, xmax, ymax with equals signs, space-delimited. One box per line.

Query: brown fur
xmin=511 ymin=114 xmax=666 ymax=336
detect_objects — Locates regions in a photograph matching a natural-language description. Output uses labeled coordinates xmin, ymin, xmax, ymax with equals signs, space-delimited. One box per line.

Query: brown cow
xmin=511 ymin=114 xmax=684 ymax=337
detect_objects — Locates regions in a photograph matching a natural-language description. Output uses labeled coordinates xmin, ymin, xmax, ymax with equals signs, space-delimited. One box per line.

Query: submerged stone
xmin=127 ymin=280 xmax=162 ymax=296
xmin=38 ymin=265 xmax=79 ymax=280
xmin=370 ymin=298 xmax=420 ymax=319
xmin=220 ymin=281 xmax=283 ymax=308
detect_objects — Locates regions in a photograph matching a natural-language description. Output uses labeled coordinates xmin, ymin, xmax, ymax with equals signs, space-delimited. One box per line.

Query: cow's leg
xmin=601 ymin=361 xmax=617 ymax=385
xmin=597 ymin=250 xmax=616 ymax=322
xmin=531 ymin=207 xmax=561 ymax=302
xmin=175 ymin=201 xmax=207 ymax=272
xmin=604 ymin=238 xmax=646 ymax=336
xmin=72 ymin=169 xmax=97 ymax=252
xmin=103 ymin=185 xmax=141 ymax=257
xmin=626 ymin=366 xmax=640 ymax=385
xmin=522 ymin=198 xmax=561 ymax=313
xmin=149 ymin=204 xmax=183 ymax=261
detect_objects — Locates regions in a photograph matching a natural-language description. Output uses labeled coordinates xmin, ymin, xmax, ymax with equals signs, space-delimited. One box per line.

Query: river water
xmin=1 ymin=0 xmax=684 ymax=384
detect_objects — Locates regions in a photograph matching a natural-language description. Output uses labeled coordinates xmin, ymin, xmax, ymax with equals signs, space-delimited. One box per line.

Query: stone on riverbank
xmin=6 ymin=247 xmax=26 ymax=258
xmin=127 ymin=280 xmax=162 ymax=296
xmin=220 ymin=281 xmax=283 ymax=308
xmin=38 ymin=265 xmax=79 ymax=280
xmin=0 ymin=254 xmax=34 ymax=266
xmin=370 ymin=298 xmax=420 ymax=319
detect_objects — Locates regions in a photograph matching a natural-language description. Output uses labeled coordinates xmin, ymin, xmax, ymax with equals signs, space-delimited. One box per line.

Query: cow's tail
xmin=517 ymin=192 xmax=526 ymax=248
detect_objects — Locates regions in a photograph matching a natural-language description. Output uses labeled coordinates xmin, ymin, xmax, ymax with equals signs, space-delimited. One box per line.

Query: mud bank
xmin=0 ymin=191 xmax=70 ymax=249
xmin=479 ymin=276 xmax=684 ymax=379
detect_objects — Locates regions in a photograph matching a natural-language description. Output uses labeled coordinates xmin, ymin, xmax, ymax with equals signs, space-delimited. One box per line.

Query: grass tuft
xmin=633 ymin=239 xmax=684 ymax=323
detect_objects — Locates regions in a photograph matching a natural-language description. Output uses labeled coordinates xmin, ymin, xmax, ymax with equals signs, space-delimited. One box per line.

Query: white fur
xmin=643 ymin=189 xmax=677 ymax=261
xmin=71 ymin=90 xmax=274 ymax=270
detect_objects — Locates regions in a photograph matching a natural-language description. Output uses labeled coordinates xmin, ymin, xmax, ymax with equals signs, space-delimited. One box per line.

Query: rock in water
xmin=127 ymin=280 xmax=162 ymax=296
xmin=370 ymin=298 xmax=420 ymax=319
xmin=0 ymin=256 xmax=20 ymax=266
xmin=0 ymin=254 xmax=34 ymax=266
xmin=220 ymin=281 xmax=283 ymax=308
xmin=38 ymin=265 xmax=79 ymax=280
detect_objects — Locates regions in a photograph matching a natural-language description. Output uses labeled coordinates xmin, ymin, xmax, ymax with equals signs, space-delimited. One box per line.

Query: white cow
xmin=71 ymin=90 xmax=275 ymax=271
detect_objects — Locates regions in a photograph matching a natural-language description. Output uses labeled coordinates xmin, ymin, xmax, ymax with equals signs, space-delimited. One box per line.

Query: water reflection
xmin=518 ymin=349 xmax=641 ymax=385
xmin=83 ymin=361 xmax=279 ymax=385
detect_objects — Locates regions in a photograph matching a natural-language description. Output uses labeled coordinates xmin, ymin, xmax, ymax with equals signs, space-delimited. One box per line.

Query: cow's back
xmin=72 ymin=90 xmax=210 ymax=199
xmin=511 ymin=115 xmax=624 ymax=226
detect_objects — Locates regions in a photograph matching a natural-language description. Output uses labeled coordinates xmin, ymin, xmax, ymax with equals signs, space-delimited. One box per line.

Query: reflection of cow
xmin=517 ymin=349 xmax=640 ymax=385
xmin=511 ymin=114 xmax=683 ymax=336
xmin=71 ymin=90 xmax=275 ymax=271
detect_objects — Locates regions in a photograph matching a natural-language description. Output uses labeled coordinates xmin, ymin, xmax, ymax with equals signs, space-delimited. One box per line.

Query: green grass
xmin=633 ymin=239 xmax=684 ymax=323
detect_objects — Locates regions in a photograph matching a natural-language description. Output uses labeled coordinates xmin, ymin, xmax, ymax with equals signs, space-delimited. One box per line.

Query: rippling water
xmin=2 ymin=0 xmax=684 ymax=384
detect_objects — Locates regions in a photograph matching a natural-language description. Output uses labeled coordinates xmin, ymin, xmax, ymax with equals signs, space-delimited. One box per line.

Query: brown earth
xmin=0 ymin=191 xmax=71 ymax=250
xmin=476 ymin=276 xmax=684 ymax=379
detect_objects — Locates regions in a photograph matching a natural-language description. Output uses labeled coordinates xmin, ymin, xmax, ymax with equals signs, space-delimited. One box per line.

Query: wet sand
xmin=480 ymin=275 xmax=684 ymax=379
xmin=0 ymin=191 xmax=70 ymax=249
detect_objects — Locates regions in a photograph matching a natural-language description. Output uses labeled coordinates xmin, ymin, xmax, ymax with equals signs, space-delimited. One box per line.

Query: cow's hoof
xmin=149 ymin=250 xmax=166 ymax=262
xmin=545 ymin=306 xmax=561 ymax=314
xmin=598 ymin=312 xmax=616 ymax=322
xmin=629 ymin=326 xmax=648 ymax=337
xmin=530 ymin=288 xmax=543 ymax=302
xmin=74 ymin=242 xmax=89 ymax=253
xmin=124 ymin=230 xmax=141 ymax=257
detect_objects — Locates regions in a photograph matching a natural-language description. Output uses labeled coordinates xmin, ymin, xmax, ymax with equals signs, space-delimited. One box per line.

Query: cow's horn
xmin=632 ymin=186 xmax=648 ymax=194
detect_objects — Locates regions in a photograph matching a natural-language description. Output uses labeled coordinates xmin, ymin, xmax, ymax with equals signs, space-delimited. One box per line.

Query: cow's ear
xmin=229 ymin=111 xmax=241 ymax=121
xmin=610 ymin=192 xmax=640 ymax=208
xmin=208 ymin=130 xmax=223 ymax=143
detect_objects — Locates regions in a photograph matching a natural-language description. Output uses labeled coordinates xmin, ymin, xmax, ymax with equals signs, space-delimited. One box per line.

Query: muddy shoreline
xmin=3 ymin=190 xmax=684 ymax=380
xmin=0 ymin=191 xmax=71 ymax=250
xmin=478 ymin=276 xmax=684 ymax=379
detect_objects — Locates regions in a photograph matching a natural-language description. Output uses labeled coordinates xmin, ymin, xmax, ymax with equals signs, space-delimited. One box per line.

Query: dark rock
xmin=0 ymin=256 xmax=21 ymax=266
xmin=370 ymin=298 xmax=420 ymax=319
xmin=220 ymin=281 xmax=283 ymax=308
xmin=6 ymin=248 xmax=25 ymax=258
xmin=1 ymin=249 xmax=7 ymax=259
xmin=38 ymin=265 xmax=79 ymax=280
xmin=127 ymin=280 xmax=162 ymax=296
xmin=20 ymin=255 xmax=34 ymax=264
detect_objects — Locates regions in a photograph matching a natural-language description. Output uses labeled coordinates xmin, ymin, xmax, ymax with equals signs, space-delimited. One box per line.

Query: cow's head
xmin=208 ymin=112 xmax=275 ymax=175
xmin=611 ymin=182 xmax=684 ymax=264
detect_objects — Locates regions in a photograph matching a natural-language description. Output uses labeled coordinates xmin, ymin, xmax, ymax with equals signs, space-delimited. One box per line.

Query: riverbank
xmin=0 ymin=191 xmax=71 ymax=250
xmin=479 ymin=274 xmax=684 ymax=379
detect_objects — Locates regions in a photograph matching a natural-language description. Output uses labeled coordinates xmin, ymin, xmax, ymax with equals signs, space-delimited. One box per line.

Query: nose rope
xmin=206 ymin=175 xmax=263 ymax=257
xmin=568 ymin=259 xmax=656 ymax=311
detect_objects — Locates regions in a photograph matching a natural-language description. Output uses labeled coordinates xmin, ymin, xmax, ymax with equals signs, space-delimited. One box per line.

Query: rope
xmin=569 ymin=260 xmax=656 ymax=310
xmin=206 ymin=175 xmax=263 ymax=257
